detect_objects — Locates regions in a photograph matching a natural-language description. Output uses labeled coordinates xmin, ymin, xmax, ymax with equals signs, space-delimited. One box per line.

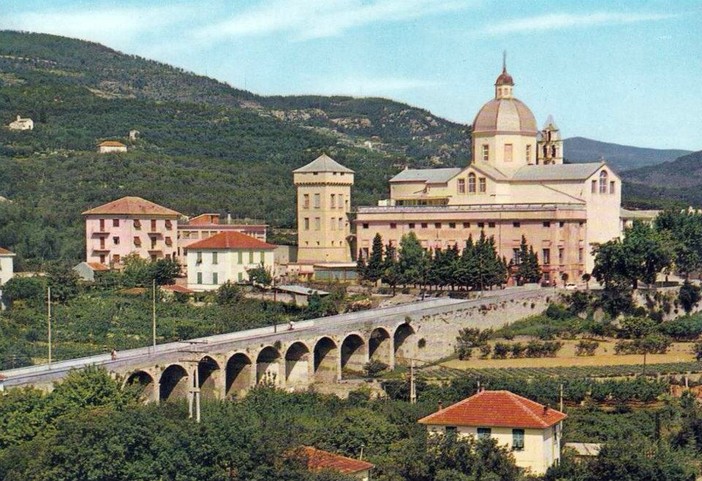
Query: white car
xmin=564 ymin=283 xmax=578 ymax=290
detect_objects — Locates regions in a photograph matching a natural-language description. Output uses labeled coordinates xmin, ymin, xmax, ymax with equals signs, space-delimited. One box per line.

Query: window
xmin=249 ymin=251 xmax=254 ymax=263
xmin=100 ymin=238 xmax=106 ymax=249
xmin=468 ymin=173 xmax=477 ymax=193
xmin=599 ymin=171 xmax=608 ymax=194
xmin=330 ymin=217 xmax=336 ymax=231
xmin=362 ymin=223 xmax=369 ymax=229
xmin=449 ymin=222 xmax=456 ymax=229
xmin=543 ymin=221 xmax=551 ymax=228
xmin=488 ymin=222 xmax=495 ymax=228
xmin=99 ymin=219 xmax=105 ymax=231
xmin=99 ymin=254 xmax=106 ymax=264
xmin=165 ymin=236 xmax=173 ymax=246
xmin=543 ymin=248 xmax=551 ymax=264
xmin=463 ymin=222 xmax=470 ymax=228
xmin=112 ymin=254 xmax=120 ymax=264
xmin=479 ymin=177 xmax=486 ymax=193
xmin=482 ymin=144 xmax=489 ymax=162
xmin=409 ymin=223 xmax=415 ymax=229
xmin=330 ymin=193 xmax=336 ymax=208
xmin=591 ymin=179 xmax=597 ymax=193
xmin=315 ymin=217 xmax=321 ymax=231
xmin=212 ymin=272 xmax=219 ymax=285
xmin=477 ymin=428 xmax=492 ymax=440
xmin=390 ymin=223 xmax=397 ymax=229
xmin=445 ymin=426 xmax=457 ymax=436
xmin=504 ymin=143 xmax=513 ymax=162
xmin=338 ymin=194 xmax=344 ymax=209
xmin=150 ymin=219 xmax=157 ymax=231
xmin=559 ymin=221 xmax=565 ymax=228
xmin=151 ymin=238 xmax=157 ymax=249
xmin=196 ymin=252 xmax=202 ymax=264
xmin=610 ymin=181 xmax=616 ymax=194
xmin=303 ymin=194 xmax=310 ymax=209
xmin=579 ymin=248 xmax=584 ymax=263
xmin=238 ymin=272 xmax=243 ymax=282
xmin=134 ymin=219 xmax=141 ymax=229
xmin=558 ymin=247 xmax=564 ymax=264
xmin=112 ymin=219 xmax=119 ymax=227
xmin=457 ymin=178 xmax=466 ymax=194
xmin=512 ymin=429 xmax=525 ymax=451
xmin=526 ymin=144 xmax=532 ymax=162
xmin=512 ymin=248 xmax=521 ymax=264
xmin=478 ymin=222 xmax=485 ymax=228
xmin=197 ymin=272 xmax=202 ymax=284
xmin=304 ymin=218 xmax=310 ymax=231
xmin=513 ymin=222 xmax=520 ymax=228
xmin=421 ymin=223 xmax=428 ymax=229
xmin=212 ymin=252 xmax=218 ymax=265
xmin=260 ymin=251 xmax=265 ymax=263
xmin=338 ymin=218 xmax=343 ymax=230
xmin=434 ymin=222 xmax=442 ymax=229
xmin=165 ymin=220 xmax=172 ymax=230
xmin=133 ymin=236 xmax=141 ymax=247
xmin=314 ymin=193 xmax=321 ymax=208
xmin=237 ymin=251 xmax=243 ymax=264
xmin=113 ymin=236 xmax=120 ymax=245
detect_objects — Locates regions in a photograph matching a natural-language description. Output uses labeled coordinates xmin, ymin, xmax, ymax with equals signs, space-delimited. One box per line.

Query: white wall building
xmin=186 ymin=231 xmax=276 ymax=291
xmin=8 ymin=115 xmax=33 ymax=131
xmin=419 ymin=390 xmax=566 ymax=475
xmin=0 ymin=247 xmax=15 ymax=286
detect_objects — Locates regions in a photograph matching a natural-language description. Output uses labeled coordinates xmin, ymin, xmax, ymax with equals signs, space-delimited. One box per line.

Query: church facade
xmin=295 ymin=63 xmax=621 ymax=284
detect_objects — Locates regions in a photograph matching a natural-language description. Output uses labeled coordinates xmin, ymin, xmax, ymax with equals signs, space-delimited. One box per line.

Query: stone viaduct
xmin=1 ymin=287 xmax=553 ymax=403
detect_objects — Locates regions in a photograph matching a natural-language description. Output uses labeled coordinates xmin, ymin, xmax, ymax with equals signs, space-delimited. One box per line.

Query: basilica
xmin=294 ymin=62 xmax=622 ymax=284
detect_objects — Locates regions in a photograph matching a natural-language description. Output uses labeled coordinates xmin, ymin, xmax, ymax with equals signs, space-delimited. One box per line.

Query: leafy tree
xmin=149 ymin=258 xmax=181 ymax=285
xmin=582 ymin=273 xmax=592 ymax=290
xmin=216 ymin=281 xmax=243 ymax=306
xmin=678 ymin=280 xmax=701 ymax=314
xmin=247 ymin=263 xmax=273 ymax=286
xmin=47 ymin=263 xmax=81 ymax=303
xmin=398 ymin=232 xmax=430 ymax=288
xmin=1 ymin=276 xmax=45 ymax=308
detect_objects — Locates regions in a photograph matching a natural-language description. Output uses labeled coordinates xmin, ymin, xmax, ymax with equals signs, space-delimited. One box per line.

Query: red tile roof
xmin=99 ymin=140 xmax=126 ymax=147
xmin=418 ymin=390 xmax=567 ymax=429
xmin=187 ymin=231 xmax=275 ymax=250
xmin=82 ymin=196 xmax=181 ymax=217
xmin=0 ymin=247 xmax=14 ymax=255
xmin=161 ymin=284 xmax=194 ymax=294
xmin=87 ymin=262 xmax=110 ymax=271
xmin=301 ymin=447 xmax=374 ymax=474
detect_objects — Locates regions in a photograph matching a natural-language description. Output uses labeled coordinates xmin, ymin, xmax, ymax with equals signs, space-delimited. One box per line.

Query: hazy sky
xmin=3 ymin=0 xmax=701 ymax=150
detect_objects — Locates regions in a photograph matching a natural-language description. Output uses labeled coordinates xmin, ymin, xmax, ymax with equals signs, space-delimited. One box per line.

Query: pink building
xmin=82 ymin=196 xmax=181 ymax=267
xmin=177 ymin=213 xmax=267 ymax=260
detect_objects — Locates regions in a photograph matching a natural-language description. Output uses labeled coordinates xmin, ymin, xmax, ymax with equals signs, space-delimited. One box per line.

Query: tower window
xmin=314 ymin=193 xmax=321 ymax=208
xmin=303 ymin=194 xmax=310 ymax=209
xmin=526 ymin=144 xmax=532 ymax=162
xmin=482 ymin=145 xmax=489 ymax=162
xmin=479 ymin=177 xmax=487 ymax=193
xmin=338 ymin=194 xmax=344 ymax=208
xmin=330 ymin=194 xmax=336 ymax=208
xmin=591 ymin=180 xmax=597 ymax=193
xmin=314 ymin=217 xmax=320 ymax=230
xmin=304 ymin=218 xmax=310 ymax=230
xmin=504 ymin=144 xmax=513 ymax=162
xmin=610 ymin=181 xmax=616 ymax=194
xmin=599 ymin=171 xmax=608 ymax=194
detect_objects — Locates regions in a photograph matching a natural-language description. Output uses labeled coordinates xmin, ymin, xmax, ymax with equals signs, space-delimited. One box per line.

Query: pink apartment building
xmin=177 ymin=213 xmax=267 ymax=258
xmin=83 ymin=196 xmax=181 ymax=267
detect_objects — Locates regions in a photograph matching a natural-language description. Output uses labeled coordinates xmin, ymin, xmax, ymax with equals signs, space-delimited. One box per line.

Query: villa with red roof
xmin=297 ymin=447 xmax=374 ymax=481
xmin=82 ymin=196 xmax=181 ymax=267
xmin=185 ymin=231 xmax=276 ymax=291
xmin=418 ymin=390 xmax=566 ymax=475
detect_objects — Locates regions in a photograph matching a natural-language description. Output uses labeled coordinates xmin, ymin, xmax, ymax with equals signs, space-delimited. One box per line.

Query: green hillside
xmin=0 ymin=31 xmax=475 ymax=268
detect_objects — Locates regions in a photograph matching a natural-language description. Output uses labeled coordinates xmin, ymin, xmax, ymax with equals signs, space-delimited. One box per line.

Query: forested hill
xmin=621 ymin=150 xmax=702 ymax=209
xmin=564 ymin=137 xmax=691 ymax=172
xmin=0 ymin=30 xmax=470 ymax=268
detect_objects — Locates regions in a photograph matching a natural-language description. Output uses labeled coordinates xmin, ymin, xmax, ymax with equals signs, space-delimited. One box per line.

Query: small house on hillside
xmin=98 ymin=140 xmax=127 ymax=153
xmin=297 ymin=446 xmax=374 ymax=481
xmin=186 ymin=231 xmax=276 ymax=291
xmin=418 ymin=390 xmax=566 ymax=475
xmin=73 ymin=262 xmax=110 ymax=282
xmin=8 ymin=115 xmax=33 ymax=131
xmin=0 ymin=247 xmax=15 ymax=287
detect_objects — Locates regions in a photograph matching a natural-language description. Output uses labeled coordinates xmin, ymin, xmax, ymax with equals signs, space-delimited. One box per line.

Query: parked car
xmin=565 ymin=283 xmax=578 ymax=290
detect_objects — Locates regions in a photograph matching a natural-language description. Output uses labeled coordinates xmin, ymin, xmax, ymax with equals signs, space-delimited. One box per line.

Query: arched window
xmin=468 ymin=173 xmax=476 ymax=193
xmin=599 ymin=171 xmax=608 ymax=194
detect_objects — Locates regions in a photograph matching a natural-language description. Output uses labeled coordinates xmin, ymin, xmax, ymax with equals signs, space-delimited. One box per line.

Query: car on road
xmin=564 ymin=283 xmax=578 ymax=290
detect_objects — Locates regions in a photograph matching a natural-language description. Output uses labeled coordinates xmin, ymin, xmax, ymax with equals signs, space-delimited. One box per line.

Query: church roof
xmin=418 ymin=390 xmax=567 ymax=429
xmin=512 ymin=163 xmax=604 ymax=181
xmin=473 ymin=97 xmax=537 ymax=136
xmin=293 ymin=154 xmax=354 ymax=174
xmin=390 ymin=168 xmax=462 ymax=184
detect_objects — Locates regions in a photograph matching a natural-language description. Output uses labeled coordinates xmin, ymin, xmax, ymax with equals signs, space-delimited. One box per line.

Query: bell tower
xmin=536 ymin=115 xmax=563 ymax=165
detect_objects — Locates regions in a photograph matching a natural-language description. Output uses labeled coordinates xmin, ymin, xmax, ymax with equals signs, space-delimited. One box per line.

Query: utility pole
xmin=409 ymin=360 xmax=416 ymax=404
xmin=559 ymin=383 xmax=564 ymax=412
xmin=152 ymin=279 xmax=157 ymax=351
xmin=47 ymin=286 xmax=52 ymax=366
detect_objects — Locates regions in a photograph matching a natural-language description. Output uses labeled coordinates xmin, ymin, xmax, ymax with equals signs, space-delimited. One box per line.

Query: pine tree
xmin=365 ymin=233 xmax=385 ymax=283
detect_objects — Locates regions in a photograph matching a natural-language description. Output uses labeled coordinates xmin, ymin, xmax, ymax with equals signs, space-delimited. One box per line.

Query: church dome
xmin=472 ymin=97 xmax=537 ymax=135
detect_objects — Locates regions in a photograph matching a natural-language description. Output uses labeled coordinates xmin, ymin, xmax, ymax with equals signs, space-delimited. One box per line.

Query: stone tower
xmin=293 ymin=154 xmax=354 ymax=264
xmin=536 ymin=115 xmax=563 ymax=165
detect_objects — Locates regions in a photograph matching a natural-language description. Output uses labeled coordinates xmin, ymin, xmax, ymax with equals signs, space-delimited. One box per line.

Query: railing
xmin=356 ymin=202 xmax=587 ymax=214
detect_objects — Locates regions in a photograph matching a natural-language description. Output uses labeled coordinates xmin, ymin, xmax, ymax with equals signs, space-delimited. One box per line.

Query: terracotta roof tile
xmin=0 ymin=247 xmax=14 ymax=255
xmin=418 ymin=390 xmax=566 ymax=429
xmin=86 ymin=262 xmax=110 ymax=271
xmin=301 ymin=447 xmax=374 ymax=474
xmin=82 ymin=196 xmax=181 ymax=217
xmin=187 ymin=231 xmax=275 ymax=250
xmin=99 ymin=140 xmax=126 ymax=147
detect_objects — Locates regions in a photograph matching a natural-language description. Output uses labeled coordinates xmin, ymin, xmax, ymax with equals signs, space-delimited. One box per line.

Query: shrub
xmin=363 ymin=360 xmax=389 ymax=377
xmin=478 ymin=344 xmax=492 ymax=359
xmin=455 ymin=328 xmax=491 ymax=360
xmin=545 ymin=303 xmax=570 ymax=321
xmin=575 ymin=339 xmax=599 ymax=356
xmin=693 ymin=341 xmax=702 ymax=361
xmin=457 ymin=346 xmax=473 ymax=360
xmin=510 ymin=342 xmax=525 ymax=358
xmin=492 ymin=342 xmax=510 ymax=359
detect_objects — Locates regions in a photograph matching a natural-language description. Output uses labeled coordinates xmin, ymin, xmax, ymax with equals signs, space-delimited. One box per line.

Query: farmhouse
xmin=418 ymin=390 xmax=566 ymax=475
xmin=98 ymin=140 xmax=128 ymax=153
xmin=298 ymin=446 xmax=374 ymax=481
xmin=8 ymin=115 xmax=33 ymax=130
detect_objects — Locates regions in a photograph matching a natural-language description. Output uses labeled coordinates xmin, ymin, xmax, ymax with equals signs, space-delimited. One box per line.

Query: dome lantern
xmin=495 ymin=51 xmax=514 ymax=99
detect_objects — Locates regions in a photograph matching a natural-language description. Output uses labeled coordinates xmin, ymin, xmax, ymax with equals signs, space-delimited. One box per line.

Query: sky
xmin=2 ymin=0 xmax=701 ymax=150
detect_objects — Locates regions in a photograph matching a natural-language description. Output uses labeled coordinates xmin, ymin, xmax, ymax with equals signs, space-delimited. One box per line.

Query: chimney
xmin=543 ymin=405 xmax=549 ymax=415
xmin=438 ymin=400 xmax=443 ymax=412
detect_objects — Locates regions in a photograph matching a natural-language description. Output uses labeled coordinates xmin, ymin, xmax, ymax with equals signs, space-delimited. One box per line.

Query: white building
xmin=419 ymin=390 xmax=566 ymax=475
xmin=98 ymin=140 xmax=128 ymax=153
xmin=8 ymin=115 xmax=33 ymax=131
xmin=0 ymin=247 xmax=15 ymax=286
xmin=186 ymin=231 xmax=276 ymax=291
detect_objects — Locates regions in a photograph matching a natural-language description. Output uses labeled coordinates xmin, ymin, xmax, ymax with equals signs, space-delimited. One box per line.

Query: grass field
xmin=442 ymin=340 xmax=696 ymax=370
